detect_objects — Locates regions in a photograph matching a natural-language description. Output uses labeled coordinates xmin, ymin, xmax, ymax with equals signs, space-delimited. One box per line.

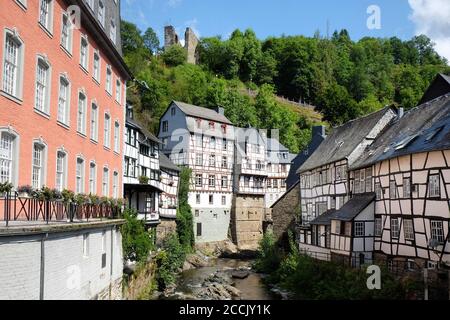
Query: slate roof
xmin=310 ymin=209 xmax=336 ymax=226
xmin=329 ymin=193 xmax=376 ymax=222
xmin=172 ymin=101 xmax=233 ymax=125
xmin=159 ymin=153 xmax=180 ymax=172
xmin=265 ymin=138 xmax=291 ymax=164
xmin=126 ymin=117 xmax=161 ymax=144
xmin=419 ymin=73 xmax=450 ymax=105
xmin=351 ymin=93 xmax=450 ymax=170
xmin=297 ymin=107 xmax=395 ymax=174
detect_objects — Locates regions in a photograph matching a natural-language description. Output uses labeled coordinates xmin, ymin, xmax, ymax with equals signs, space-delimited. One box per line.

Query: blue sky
xmin=121 ymin=0 xmax=450 ymax=61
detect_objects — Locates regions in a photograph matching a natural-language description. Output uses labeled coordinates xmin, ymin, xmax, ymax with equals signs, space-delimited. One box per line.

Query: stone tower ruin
xmin=164 ymin=25 xmax=199 ymax=65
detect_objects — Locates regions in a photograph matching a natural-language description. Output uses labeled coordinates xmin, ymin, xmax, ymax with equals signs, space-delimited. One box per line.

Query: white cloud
xmin=408 ymin=0 xmax=450 ymax=61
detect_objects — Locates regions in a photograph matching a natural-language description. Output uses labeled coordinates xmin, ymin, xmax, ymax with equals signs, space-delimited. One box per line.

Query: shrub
xmin=176 ymin=167 xmax=194 ymax=251
xmin=155 ymin=233 xmax=186 ymax=290
xmin=18 ymin=185 xmax=33 ymax=195
xmin=61 ymin=189 xmax=75 ymax=203
xmin=0 ymin=182 xmax=14 ymax=194
xmin=161 ymin=45 xmax=187 ymax=67
xmin=121 ymin=209 xmax=153 ymax=263
xmin=254 ymin=231 xmax=283 ymax=274
xmin=138 ymin=176 xmax=149 ymax=185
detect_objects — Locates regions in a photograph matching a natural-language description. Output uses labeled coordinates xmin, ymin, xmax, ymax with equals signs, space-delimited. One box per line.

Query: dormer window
xmin=209 ymin=122 xmax=215 ymax=130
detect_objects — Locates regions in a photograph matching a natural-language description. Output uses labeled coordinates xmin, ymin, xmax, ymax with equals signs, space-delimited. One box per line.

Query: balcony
xmin=137 ymin=211 xmax=160 ymax=225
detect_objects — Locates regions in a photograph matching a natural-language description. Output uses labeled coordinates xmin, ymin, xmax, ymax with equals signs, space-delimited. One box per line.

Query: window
xmin=171 ymin=107 xmax=176 ymax=116
xmin=195 ymin=210 xmax=199 ymax=217
xmin=195 ymin=153 xmax=202 ymax=166
xmin=196 ymin=223 xmax=202 ymax=237
xmin=210 ymin=137 xmax=216 ymax=149
xmin=256 ymin=160 xmax=263 ymax=171
xmin=2 ymin=31 xmax=24 ymax=99
xmin=365 ymin=168 xmax=372 ymax=192
xmin=209 ymin=154 xmax=216 ymax=167
xmin=208 ymin=175 xmax=215 ymax=188
xmin=431 ymin=221 xmax=445 ymax=244
xmin=403 ymin=178 xmax=411 ymax=198
xmin=76 ymin=157 xmax=85 ymax=193
xmin=429 ymin=175 xmax=440 ymax=198
xmin=222 ymin=196 xmax=226 ymax=206
xmin=106 ymin=66 xmax=112 ymax=94
xmin=196 ymin=194 xmax=200 ymax=204
xmin=354 ymin=222 xmax=365 ymax=237
xmin=55 ymin=151 xmax=67 ymax=191
xmin=34 ymin=58 xmax=51 ymax=114
xmin=98 ymin=1 xmax=105 ymax=26
xmin=195 ymin=174 xmax=202 ymax=187
xmin=223 ymin=138 xmax=227 ymax=151
xmin=196 ymin=135 xmax=202 ymax=147
xmin=101 ymin=231 xmax=106 ymax=256
xmin=391 ymin=219 xmax=400 ymax=239
xmin=244 ymin=176 xmax=250 ymax=188
xmin=39 ymin=0 xmax=53 ymax=32
xmin=102 ymin=167 xmax=109 ymax=196
xmin=90 ymin=103 xmax=98 ymax=141
xmin=86 ymin=0 xmax=94 ymax=9
xmin=335 ymin=221 xmax=341 ymax=234
xmin=375 ymin=183 xmax=382 ymax=200
xmin=15 ymin=0 xmax=27 ymax=8
xmin=80 ymin=36 xmax=89 ymax=70
xmin=115 ymin=79 xmax=121 ymax=103
xmin=221 ymin=176 xmax=228 ymax=188
xmin=77 ymin=92 xmax=87 ymax=135
xmin=110 ymin=20 xmax=117 ymax=44
xmin=113 ymin=171 xmax=119 ymax=198
xmin=375 ymin=218 xmax=382 ymax=237
xmin=354 ymin=170 xmax=361 ymax=193
xmin=93 ymin=51 xmax=100 ymax=82
xmin=57 ymin=76 xmax=70 ymax=125
xmin=389 ymin=180 xmax=397 ymax=199
xmin=162 ymin=121 xmax=168 ymax=133
xmin=209 ymin=195 xmax=214 ymax=205
xmin=32 ymin=143 xmax=46 ymax=189
xmin=89 ymin=162 xmax=96 ymax=194
xmin=60 ymin=14 xmax=73 ymax=52
xmin=404 ymin=219 xmax=414 ymax=241
xmin=83 ymin=234 xmax=89 ymax=257
xmin=113 ymin=122 xmax=120 ymax=153
xmin=124 ymin=157 xmax=136 ymax=178
xmin=0 ymin=132 xmax=17 ymax=184
xmin=222 ymin=156 xmax=227 ymax=169
xmin=104 ymin=113 xmax=111 ymax=148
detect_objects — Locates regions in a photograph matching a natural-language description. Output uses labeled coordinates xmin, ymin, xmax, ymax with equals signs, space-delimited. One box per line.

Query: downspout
xmin=40 ymin=233 xmax=49 ymax=300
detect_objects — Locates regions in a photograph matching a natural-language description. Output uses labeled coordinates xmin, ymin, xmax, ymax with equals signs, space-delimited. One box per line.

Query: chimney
xmin=398 ymin=107 xmax=404 ymax=119
xmin=215 ymin=106 xmax=225 ymax=115
xmin=312 ymin=125 xmax=326 ymax=138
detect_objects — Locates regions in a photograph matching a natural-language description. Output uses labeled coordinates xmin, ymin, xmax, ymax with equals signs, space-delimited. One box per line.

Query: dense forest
xmin=121 ymin=21 xmax=450 ymax=153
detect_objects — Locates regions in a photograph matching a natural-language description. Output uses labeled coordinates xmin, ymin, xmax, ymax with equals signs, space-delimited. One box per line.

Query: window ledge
xmin=104 ymin=146 xmax=111 ymax=152
xmin=105 ymin=90 xmax=112 ymax=97
xmin=14 ymin=0 xmax=27 ymax=11
xmin=34 ymin=108 xmax=50 ymax=119
xmin=0 ymin=91 xmax=23 ymax=105
xmin=60 ymin=45 xmax=73 ymax=58
xmin=90 ymin=139 xmax=98 ymax=145
xmin=38 ymin=23 xmax=53 ymax=39
xmin=93 ymin=77 xmax=100 ymax=86
xmin=79 ymin=65 xmax=89 ymax=75
xmin=113 ymin=151 xmax=120 ymax=156
xmin=57 ymin=121 xmax=70 ymax=130
xmin=77 ymin=131 xmax=87 ymax=139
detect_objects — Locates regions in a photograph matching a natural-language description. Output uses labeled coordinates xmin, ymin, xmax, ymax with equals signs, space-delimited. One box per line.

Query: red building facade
xmin=0 ymin=0 xmax=130 ymax=198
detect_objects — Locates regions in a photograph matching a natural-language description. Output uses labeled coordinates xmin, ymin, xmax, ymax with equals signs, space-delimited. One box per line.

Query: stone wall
xmin=271 ymin=183 xmax=300 ymax=246
xmin=156 ymin=219 xmax=177 ymax=246
xmin=123 ymin=260 xmax=157 ymax=300
xmin=185 ymin=27 xmax=199 ymax=64
xmin=164 ymin=26 xmax=180 ymax=48
xmin=231 ymin=195 xmax=266 ymax=250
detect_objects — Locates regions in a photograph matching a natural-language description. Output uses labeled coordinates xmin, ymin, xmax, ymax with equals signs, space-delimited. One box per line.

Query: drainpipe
xmin=40 ymin=233 xmax=49 ymax=300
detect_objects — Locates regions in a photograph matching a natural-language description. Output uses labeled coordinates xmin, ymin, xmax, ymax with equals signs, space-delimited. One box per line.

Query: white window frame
xmin=60 ymin=13 xmax=73 ymax=54
xmin=375 ymin=217 xmax=382 ymax=237
xmin=0 ymin=128 xmax=20 ymax=187
xmin=80 ymin=35 xmax=89 ymax=71
xmin=31 ymin=140 xmax=47 ymax=189
xmin=195 ymin=174 xmax=202 ymax=187
xmin=75 ymin=156 xmax=85 ymax=194
xmin=354 ymin=222 xmax=365 ymax=237
xmin=106 ymin=65 xmax=112 ymax=94
xmin=403 ymin=177 xmax=411 ymax=198
xmin=431 ymin=220 xmax=445 ymax=244
xmin=93 ymin=50 xmax=101 ymax=83
xmin=113 ymin=121 xmax=120 ymax=153
xmin=102 ymin=167 xmax=109 ymax=197
xmin=55 ymin=149 xmax=67 ymax=191
xmin=98 ymin=0 xmax=105 ymax=27
xmin=115 ymin=78 xmax=121 ymax=104
xmin=34 ymin=56 xmax=52 ymax=115
xmin=89 ymin=161 xmax=96 ymax=195
xmin=38 ymin=0 xmax=54 ymax=34
xmin=15 ymin=0 xmax=27 ymax=9
xmin=110 ymin=20 xmax=116 ymax=44
xmin=104 ymin=113 xmax=111 ymax=149
xmin=391 ymin=218 xmax=400 ymax=239
xmin=429 ymin=175 xmax=441 ymax=198
xmin=112 ymin=171 xmax=119 ymax=198
xmin=389 ymin=180 xmax=397 ymax=199
xmin=57 ymin=74 xmax=71 ymax=126
xmin=77 ymin=91 xmax=87 ymax=135
xmin=90 ymin=102 xmax=99 ymax=141
xmin=2 ymin=29 xmax=25 ymax=100
xmin=403 ymin=219 xmax=414 ymax=241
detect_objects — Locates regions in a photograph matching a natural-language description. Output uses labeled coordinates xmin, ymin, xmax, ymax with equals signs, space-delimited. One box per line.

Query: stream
xmin=174 ymin=258 xmax=276 ymax=300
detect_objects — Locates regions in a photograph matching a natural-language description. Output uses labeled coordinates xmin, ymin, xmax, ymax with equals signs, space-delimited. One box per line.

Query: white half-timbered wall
xmin=159 ymin=167 xmax=179 ymax=218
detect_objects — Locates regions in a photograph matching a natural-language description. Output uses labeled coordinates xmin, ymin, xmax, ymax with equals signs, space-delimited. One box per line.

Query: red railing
xmin=0 ymin=192 xmax=121 ymax=227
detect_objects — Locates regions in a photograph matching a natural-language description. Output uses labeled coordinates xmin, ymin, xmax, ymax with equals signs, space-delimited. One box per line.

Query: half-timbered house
xmin=265 ymin=138 xmax=291 ymax=208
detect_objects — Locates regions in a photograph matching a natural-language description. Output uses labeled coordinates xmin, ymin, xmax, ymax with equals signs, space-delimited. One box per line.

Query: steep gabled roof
xmin=297 ymin=107 xmax=395 ymax=173
xmin=159 ymin=153 xmax=180 ymax=172
xmin=351 ymin=93 xmax=450 ymax=170
xmin=126 ymin=117 xmax=161 ymax=144
xmin=172 ymin=101 xmax=233 ymax=125
xmin=310 ymin=209 xmax=336 ymax=226
xmin=419 ymin=73 xmax=450 ymax=105
xmin=329 ymin=193 xmax=375 ymax=222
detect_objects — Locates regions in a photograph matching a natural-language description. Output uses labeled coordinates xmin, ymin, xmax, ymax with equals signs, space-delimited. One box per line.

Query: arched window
xmin=2 ymin=29 xmax=25 ymax=99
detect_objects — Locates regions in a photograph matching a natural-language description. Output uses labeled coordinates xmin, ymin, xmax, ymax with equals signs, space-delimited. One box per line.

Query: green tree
xmin=143 ymin=27 xmax=160 ymax=54
xmin=161 ymin=45 xmax=187 ymax=67
xmin=121 ymin=209 xmax=153 ymax=263
xmin=176 ymin=167 xmax=194 ymax=251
